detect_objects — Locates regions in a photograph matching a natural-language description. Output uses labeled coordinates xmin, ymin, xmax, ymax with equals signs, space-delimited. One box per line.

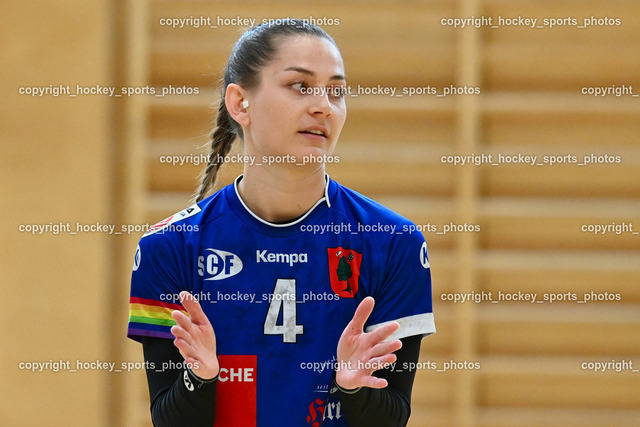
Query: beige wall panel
xmin=0 ymin=0 xmax=112 ymax=425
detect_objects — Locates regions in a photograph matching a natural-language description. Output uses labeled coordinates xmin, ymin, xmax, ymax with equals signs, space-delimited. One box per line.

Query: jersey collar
xmin=231 ymin=174 xmax=334 ymax=229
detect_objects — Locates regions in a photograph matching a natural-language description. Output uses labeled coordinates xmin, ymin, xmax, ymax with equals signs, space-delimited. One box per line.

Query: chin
xmin=299 ymin=146 xmax=329 ymax=158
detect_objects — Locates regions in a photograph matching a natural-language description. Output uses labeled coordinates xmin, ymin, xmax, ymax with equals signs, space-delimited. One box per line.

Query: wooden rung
xmin=483 ymin=92 xmax=640 ymax=114
xmin=481 ymin=197 xmax=640 ymax=217
xmin=477 ymin=301 xmax=640 ymax=323
xmin=481 ymin=250 xmax=640 ymax=272
xmin=478 ymin=355 xmax=640 ymax=376
xmin=485 ymin=44 xmax=640 ymax=90
xmin=477 ymin=407 xmax=640 ymax=427
xmin=476 ymin=372 xmax=640 ymax=409
xmin=484 ymin=163 xmax=640 ymax=198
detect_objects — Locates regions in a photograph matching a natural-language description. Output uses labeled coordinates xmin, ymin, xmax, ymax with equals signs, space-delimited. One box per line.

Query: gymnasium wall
xmin=1 ymin=0 xmax=112 ymax=424
xmin=2 ymin=1 xmax=639 ymax=426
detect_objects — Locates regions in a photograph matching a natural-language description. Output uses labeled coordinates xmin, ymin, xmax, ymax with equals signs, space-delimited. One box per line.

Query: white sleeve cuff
xmin=365 ymin=312 xmax=435 ymax=341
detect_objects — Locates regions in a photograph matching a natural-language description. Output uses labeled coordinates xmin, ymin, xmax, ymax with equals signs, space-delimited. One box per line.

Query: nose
xmin=309 ymin=89 xmax=332 ymax=116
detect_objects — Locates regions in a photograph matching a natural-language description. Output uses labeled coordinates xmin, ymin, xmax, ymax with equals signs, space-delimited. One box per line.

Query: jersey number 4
xmin=263 ymin=279 xmax=304 ymax=343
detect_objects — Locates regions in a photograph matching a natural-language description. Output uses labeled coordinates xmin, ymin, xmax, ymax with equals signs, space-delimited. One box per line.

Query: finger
xmin=361 ymin=375 xmax=388 ymax=389
xmin=366 ymin=353 xmax=398 ymax=372
xmin=347 ymin=297 xmax=375 ymax=333
xmin=370 ymin=339 xmax=402 ymax=359
xmin=366 ymin=321 xmax=400 ymax=344
xmin=170 ymin=325 xmax=192 ymax=342
xmin=173 ymin=336 xmax=196 ymax=359
xmin=171 ymin=310 xmax=196 ymax=333
xmin=179 ymin=291 xmax=210 ymax=325
xmin=172 ymin=307 xmax=217 ymax=354
xmin=183 ymin=357 xmax=203 ymax=372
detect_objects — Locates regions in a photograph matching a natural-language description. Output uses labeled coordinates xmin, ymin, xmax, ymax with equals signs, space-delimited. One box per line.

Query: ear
xmin=225 ymin=83 xmax=250 ymax=127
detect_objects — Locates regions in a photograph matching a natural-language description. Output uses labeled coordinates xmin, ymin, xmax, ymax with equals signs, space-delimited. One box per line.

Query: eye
xmin=290 ymin=81 xmax=308 ymax=94
xmin=329 ymin=86 xmax=347 ymax=99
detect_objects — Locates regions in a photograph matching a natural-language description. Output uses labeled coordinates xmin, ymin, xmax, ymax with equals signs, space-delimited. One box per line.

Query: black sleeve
xmin=142 ymin=336 xmax=218 ymax=427
xmin=333 ymin=335 xmax=423 ymax=427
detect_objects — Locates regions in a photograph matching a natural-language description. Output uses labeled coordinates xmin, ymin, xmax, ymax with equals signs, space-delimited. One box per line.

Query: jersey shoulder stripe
xmin=142 ymin=203 xmax=201 ymax=237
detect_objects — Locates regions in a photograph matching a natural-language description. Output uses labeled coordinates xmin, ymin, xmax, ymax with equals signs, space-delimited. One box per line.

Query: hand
xmin=335 ymin=297 xmax=402 ymax=390
xmin=170 ymin=291 xmax=219 ymax=380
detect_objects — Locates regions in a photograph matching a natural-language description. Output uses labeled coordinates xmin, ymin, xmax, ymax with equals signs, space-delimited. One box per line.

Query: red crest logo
xmin=327 ymin=247 xmax=362 ymax=298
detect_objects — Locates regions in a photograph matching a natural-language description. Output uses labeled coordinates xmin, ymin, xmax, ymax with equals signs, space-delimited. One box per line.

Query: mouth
xmin=299 ymin=127 xmax=328 ymax=139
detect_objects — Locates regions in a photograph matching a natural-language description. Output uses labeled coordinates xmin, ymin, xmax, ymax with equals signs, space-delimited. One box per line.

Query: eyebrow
xmin=283 ymin=66 xmax=346 ymax=82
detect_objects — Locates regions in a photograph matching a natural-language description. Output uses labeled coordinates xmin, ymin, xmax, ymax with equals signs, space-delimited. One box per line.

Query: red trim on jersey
xmin=130 ymin=296 xmax=184 ymax=311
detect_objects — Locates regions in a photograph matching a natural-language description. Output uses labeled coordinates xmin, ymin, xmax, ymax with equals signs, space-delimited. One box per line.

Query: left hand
xmin=335 ymin=297 xmax=403 ymax=390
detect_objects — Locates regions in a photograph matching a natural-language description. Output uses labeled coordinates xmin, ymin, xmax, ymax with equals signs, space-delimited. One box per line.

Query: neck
xmin=237 ymin=165 xmax=327 ymax=223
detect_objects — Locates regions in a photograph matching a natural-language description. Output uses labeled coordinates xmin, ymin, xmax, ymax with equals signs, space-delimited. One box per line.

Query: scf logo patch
xmin=198 ymin=249 xmax=243 ymax=280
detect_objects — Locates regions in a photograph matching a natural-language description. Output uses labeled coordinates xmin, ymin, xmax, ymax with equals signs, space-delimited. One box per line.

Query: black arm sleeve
xmin=142 ymin=337 xmax=218 ymax=427
xmin=142 ymin=335 xmax=421 ymax=426
xmin=334 ymin=335 xmax=423 ymax=427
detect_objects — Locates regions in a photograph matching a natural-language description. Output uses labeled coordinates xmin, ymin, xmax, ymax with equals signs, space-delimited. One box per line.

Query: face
xmin=240 ymin=35 xmax=347 ymax=165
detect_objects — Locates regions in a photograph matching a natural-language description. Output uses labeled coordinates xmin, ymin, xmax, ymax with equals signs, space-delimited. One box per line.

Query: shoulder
xmin=137 ymin=184 xmax=231 ymax=249
xmin=331 ymin=180 xmax=425 ymax=244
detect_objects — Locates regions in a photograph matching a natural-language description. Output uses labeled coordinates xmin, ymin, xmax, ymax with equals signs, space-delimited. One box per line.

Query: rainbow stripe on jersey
xmin=127 ymin=297 xmax=186 ymax=340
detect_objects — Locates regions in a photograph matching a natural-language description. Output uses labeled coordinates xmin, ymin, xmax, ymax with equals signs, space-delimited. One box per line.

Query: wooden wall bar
xmin=3 ymin=1 xmax=639 ymax=425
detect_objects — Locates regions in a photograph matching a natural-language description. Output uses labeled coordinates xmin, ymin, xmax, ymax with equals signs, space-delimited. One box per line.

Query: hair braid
xmin=194 ymin=99 xmax=237 ymax=202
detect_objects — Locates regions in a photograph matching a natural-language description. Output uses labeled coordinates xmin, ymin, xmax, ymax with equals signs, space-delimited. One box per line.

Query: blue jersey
xmin=128 ymin=175 xmax=435 ymax=426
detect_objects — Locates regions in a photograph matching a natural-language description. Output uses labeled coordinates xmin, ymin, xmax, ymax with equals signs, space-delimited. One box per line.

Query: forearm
xmin=143 ymin=337 xmax=218 ymax=427
xmin=336 ymin=385 xmax=410 ymax=427
xmin=334 ymin=335 xmax=422 ymax=426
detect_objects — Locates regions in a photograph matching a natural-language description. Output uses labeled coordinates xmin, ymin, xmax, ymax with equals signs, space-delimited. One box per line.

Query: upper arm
xmin=128 ymin=232 xmax=190 ymax=343
xmin=366 ymin=231 xmax=436 ymax=341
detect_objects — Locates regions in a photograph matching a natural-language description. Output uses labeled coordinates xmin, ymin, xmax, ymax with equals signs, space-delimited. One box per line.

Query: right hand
xmin=170 ymin=291 xmax=219 ymax=380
